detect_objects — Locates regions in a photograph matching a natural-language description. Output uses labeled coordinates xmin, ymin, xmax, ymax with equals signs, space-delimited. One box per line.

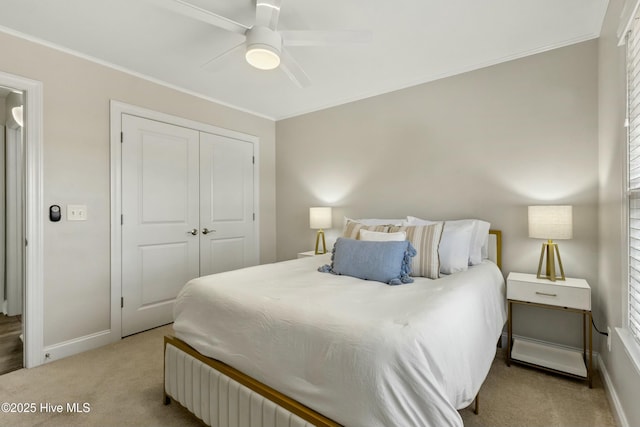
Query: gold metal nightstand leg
xmin=583 ymin=312 xmax=586 ymax=362
xmin=506 ymin=300 xmax=512 ymax=367
xmin=589 ymin=311 xmax=593 ymax=388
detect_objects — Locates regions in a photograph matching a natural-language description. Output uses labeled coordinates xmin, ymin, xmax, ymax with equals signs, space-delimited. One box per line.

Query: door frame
xmin=0 ymin=71 xmax=44 ymax=368
xmin=110 ymin=101 xmax=260 ymax=338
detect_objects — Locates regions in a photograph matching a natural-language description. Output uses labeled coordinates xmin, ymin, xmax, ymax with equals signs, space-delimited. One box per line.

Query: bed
xmin=164 ymin=226 xmax=505 ymax=427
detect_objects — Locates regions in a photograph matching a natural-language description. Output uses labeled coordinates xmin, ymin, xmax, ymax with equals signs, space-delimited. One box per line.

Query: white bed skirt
xmin=165 ymin=340 xmax=317 ymax=427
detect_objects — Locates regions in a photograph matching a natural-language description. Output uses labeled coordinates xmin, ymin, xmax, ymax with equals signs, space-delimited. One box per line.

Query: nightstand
xmin=506 ymin=272 xmax=592 ymax=387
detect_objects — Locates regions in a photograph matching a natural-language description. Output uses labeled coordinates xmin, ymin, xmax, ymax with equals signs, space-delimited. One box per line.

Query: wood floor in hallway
xmin=0 ymin=314 xmax=22 ymax=375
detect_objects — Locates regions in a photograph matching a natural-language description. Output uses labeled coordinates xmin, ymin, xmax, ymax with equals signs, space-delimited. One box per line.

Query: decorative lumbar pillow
xmin=388 ymin=223 xmax=444 ymax=279
xmin=318 ymin=238 xmax=416 ymax=285
xmin=359 ymin=229 xmax=407 ymax=242
xmin=343 ymin=220 xmax=390 ymax=240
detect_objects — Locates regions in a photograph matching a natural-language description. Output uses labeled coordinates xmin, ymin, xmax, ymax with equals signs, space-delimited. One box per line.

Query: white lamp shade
xmin=310 ymin=207 xmax=332 ymax=229
xmin=528 ymin=205 xmax=573 ymax=240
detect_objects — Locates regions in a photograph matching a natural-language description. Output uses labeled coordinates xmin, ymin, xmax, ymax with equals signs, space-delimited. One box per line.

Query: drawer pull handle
xmin=535 ymin=291 xmax=557 ymax=297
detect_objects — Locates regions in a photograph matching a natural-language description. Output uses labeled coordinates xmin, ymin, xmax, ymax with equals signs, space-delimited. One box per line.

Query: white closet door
xmin=121 ymin=115 xmax=200 ymax=336
xmin=199 ymin=133 xmax=256 ymax=276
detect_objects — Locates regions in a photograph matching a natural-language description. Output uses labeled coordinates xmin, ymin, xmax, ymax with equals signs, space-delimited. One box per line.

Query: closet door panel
xmin=200 ymin=133 xmax=256 ymax=276
xmin=121 ymin=114 xmax=200 ymax=336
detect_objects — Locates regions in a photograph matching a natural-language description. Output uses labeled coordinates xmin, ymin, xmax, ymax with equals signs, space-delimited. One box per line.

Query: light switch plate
xmin=67 ymin=204 xmax=87 ymax=221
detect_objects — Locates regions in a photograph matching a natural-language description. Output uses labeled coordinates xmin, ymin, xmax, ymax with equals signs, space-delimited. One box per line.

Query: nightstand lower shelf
xmin=510 ymin=338 xmax=587 ymax=378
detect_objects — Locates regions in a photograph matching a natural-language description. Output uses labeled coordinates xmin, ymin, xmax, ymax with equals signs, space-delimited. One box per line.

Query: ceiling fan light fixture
xmin=245 ymin=26 xmax=282 ymax=70
xmin=246 ymin=45 xmax=280 ymax=70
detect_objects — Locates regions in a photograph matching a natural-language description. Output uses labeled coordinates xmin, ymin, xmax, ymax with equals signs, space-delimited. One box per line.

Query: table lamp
xmin=528 ymin=205 xmax=573 ymax=281
xmin=310 ymin=207 xmax=332 ymax=254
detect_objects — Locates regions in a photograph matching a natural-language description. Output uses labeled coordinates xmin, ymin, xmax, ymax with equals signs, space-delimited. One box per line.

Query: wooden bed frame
xmin=164 ymin=230 xmax=502 ymax=427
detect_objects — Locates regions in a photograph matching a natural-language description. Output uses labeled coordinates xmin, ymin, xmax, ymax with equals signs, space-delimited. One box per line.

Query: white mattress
xmin=173 ymin=254 xmax=506 ymax=427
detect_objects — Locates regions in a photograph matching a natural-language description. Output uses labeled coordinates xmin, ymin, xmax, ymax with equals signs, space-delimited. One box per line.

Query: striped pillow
xmin=388 ymin=223 xmax=444 ymax=279
xmin=343 ymin=221 xmax=390 ymax=240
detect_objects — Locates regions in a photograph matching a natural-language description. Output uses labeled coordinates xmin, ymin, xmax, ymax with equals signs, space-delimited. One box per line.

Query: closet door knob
xmin=202 ymin=228 xmax=216 ymax=235
xmin=188 ymin=228 xmax=198 ymax=235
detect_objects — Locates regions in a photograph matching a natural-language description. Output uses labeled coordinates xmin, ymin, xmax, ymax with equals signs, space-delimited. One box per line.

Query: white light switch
xmin=67 ymin=204 xmax=87 ymax=221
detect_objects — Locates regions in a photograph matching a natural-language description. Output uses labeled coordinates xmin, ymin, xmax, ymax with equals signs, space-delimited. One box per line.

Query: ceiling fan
xmin=156 ymin=0 xmax=370 ymax=87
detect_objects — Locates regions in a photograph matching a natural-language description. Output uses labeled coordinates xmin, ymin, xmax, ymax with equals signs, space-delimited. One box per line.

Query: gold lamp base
xmin=315 ymin=229 xmax=327 ymax=255
xmin=537 ymin=240 xmax=565 ymax=281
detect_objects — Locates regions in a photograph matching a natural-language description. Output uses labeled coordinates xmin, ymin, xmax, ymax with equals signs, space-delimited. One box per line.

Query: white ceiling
xmin=0 ymin=0 xmax=608 ymax=120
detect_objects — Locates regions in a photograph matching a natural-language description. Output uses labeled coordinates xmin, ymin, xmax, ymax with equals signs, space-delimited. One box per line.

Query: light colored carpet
xmin=460 ymin=351 xmax=616 ymax=427
xmin=0 ymin=325 xmax=202 ymax=427
xmin=0 ymin=324 xmax=616 ymax=427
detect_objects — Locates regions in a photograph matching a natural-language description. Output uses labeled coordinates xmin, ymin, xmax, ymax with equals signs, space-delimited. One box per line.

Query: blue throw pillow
xmin=318 ymin=238 xmax=416 ymax=285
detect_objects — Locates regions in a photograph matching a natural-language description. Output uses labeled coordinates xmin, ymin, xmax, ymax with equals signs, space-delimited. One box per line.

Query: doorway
xmin=0 ymin=71 xmax=44 ymax=370
xmin=0 ymin=86 xmax=24 ymax=375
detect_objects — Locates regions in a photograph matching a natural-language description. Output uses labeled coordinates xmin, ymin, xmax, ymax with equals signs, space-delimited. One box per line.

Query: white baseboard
xmin=42 ymin=329 xmax=117 ymax=363
xmin=598 ymin=354 xmax=629 ymax=427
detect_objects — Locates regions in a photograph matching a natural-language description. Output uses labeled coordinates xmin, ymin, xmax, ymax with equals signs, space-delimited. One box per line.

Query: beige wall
xmin=0 ymin=31 xmax=276 ymax=347
xmin=277 ymin=40 xmax=600 ymax=349
xmin=598 ymin=0 xmax=640 ymax=425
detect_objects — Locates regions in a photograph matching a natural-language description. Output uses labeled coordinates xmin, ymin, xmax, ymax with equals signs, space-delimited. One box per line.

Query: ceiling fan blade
xmin=281 ymin=30 xmax=371 ymax=46
xmin=201 ymin=42 xmax=245 ymax=71
xmin=279 ymin=50 xmax=311 ymax=88
xmin=154 ymin=0 xmax=249 ymax=35
xmin=255 ymin=0 xmax=282 ymax=30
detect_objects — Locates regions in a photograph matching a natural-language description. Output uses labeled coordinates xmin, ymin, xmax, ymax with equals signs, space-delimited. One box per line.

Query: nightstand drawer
xmin=507 ymin=273 xmax=590 ymax=310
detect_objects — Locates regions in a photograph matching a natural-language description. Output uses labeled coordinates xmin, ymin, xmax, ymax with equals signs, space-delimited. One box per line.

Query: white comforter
xmin=173 ymin=254 xmax=506 ymax=427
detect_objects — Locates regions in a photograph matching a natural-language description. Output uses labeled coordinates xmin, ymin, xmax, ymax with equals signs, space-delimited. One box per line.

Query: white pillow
xmin=468 ymin=220 xmax=490 ymax=265
xmin=343 ymin=221 xmax=390 ymax=239
xmin=343 ymin=216 xmax=404 ymax=231
xmin=481 ymin=234 xmax=490 ymax=260
xmin=405 ymin=217 xmax=473 ymax=274
xmin=406 ymin=216 xmax=491 ymax=268
xmin=359 ymin=229 xmax=407 ymax=242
